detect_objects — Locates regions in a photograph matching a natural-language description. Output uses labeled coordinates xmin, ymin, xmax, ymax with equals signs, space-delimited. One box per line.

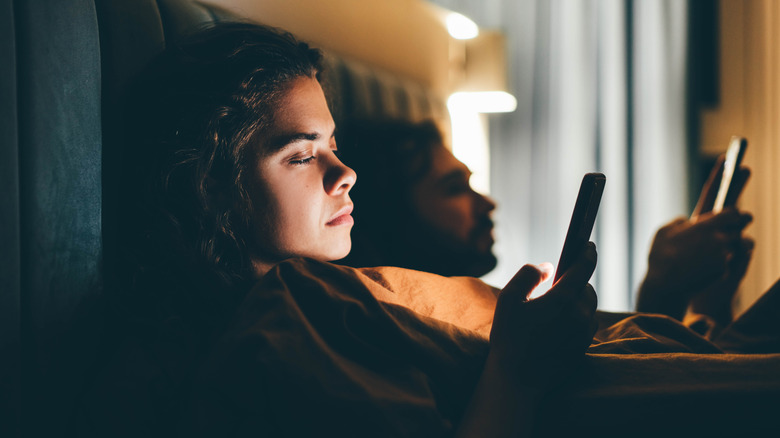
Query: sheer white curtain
xmin=628 ymin=0 xmax=691 ymax=308
xmin=431 ymin=0 xmax=691 ymax=310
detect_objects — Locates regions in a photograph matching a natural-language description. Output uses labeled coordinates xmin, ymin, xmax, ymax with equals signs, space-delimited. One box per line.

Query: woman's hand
xmin=455 ymin=244 xmax=597 ymax=438
xmin=489 ymin=242 xmax=598 ymax=390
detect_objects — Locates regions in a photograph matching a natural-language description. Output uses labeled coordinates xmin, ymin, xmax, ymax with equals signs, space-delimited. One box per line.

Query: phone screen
xmin=553 ymin=173 xmax=606 ymax=283
xmin=712 ymin=136 xmax=747 ymax=213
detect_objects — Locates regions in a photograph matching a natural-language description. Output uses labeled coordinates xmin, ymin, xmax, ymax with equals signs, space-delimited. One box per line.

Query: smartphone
xmin=712 ymin=136 xmax=747 ymax=213
xmin=553 ymin=173 xmax=606 ymax=283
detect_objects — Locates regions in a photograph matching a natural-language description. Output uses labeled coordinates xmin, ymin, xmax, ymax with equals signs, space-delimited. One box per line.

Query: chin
xmin=325 ymin=241 xmax=352 ymax=262
xmin=465 ymin=252 xmax=498 ymax=278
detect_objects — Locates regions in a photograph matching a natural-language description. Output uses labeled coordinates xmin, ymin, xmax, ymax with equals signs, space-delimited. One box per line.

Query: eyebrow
xmin=268 ymin=132 xmax=320 ymax=151
xmin=267 ymin=129 xmax=337 ymax=152
xmin=436 ymin=168 xmax=472 ymax=186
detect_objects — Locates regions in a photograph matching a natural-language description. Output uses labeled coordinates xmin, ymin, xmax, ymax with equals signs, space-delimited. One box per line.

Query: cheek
xmin=420 ymin=197 xmax=473 ymax=237
xmin=248 ymin=172 xmax=299 ymax=249
xmin=248 ymin=185 xmax=282 ymax=248
xmin=264 ymin=185 xmax=305 ymax=234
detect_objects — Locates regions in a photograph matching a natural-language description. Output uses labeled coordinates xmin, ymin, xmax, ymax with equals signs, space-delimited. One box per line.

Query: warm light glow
xmin=447 ymin=91 xmax=517 ymax=113
xmin=447 ymin=101 xmax=490 ymax=195
xmin=446 ymin=12 xmax=479 ymax=40
xmin=528 ymin=262 xmax=555 ymax=299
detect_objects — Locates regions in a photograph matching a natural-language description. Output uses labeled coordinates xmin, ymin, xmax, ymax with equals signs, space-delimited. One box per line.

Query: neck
xmin=251 ymin=258 xmax=278 ymax=278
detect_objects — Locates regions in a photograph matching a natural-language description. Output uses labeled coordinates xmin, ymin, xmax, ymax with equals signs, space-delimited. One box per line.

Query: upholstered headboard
xmin=4 ymin=2 xmax=104 ymax=435
xmin=1 ymin=1 xmax=445 ymax=435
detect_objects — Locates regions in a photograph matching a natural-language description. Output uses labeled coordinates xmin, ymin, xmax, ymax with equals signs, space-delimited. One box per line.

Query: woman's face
xmin=247 ymin=76 xmax=356 ymax=275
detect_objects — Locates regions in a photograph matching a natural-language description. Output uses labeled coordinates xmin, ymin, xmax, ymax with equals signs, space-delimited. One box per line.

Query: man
xmin=337 ymin=118 xmax=498 ymax=277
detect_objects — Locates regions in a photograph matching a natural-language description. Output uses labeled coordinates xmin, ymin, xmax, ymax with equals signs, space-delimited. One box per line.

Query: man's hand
xmin=637 ymin=156 xmax=753 ymax=320
xmin=692 ymin=154 xmax=751 ymax=219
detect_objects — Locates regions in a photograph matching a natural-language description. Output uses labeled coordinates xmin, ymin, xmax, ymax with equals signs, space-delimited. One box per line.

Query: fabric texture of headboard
xmin=324 ymin=53 xmax=448 ymax=125
xmin=1 ymin=1 xmax=445 ymax=436
xmin=4 ymin=1 xmax=104 ymax=436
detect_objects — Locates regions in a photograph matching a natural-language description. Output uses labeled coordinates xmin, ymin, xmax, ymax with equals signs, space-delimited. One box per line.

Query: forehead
xmin=260 ymin=76 xmax=335 ymax=153
xmin=426 ymin=144 xmax=470 ymax=179
xmin=275 ymin=76 xmax=331 ymax=123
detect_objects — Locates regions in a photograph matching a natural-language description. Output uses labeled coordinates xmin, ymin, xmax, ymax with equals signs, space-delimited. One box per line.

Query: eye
xmin=289 ymin=155 xmax=316 ymax=165
xmin=444 ymin=182 xmax=471 ymax=196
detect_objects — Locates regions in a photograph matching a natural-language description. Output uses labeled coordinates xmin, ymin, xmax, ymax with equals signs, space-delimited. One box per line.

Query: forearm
xmin=455 ymin=353 xmax=541 ymax=438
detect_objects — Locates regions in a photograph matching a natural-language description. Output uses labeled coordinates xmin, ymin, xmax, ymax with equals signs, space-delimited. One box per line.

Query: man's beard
xmin=398 ymin=216 xmax=497 ymax=278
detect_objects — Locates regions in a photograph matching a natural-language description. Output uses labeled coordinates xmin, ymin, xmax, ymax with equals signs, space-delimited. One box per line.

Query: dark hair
xmin=336 ymin=118 xmax=443 ymax=268
xmin=120 ymin=23 xmax=324 ymax=315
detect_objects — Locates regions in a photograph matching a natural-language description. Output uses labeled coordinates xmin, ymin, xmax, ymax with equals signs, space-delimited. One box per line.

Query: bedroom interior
xmin=3 ymin=0 xmax=780 ymax=436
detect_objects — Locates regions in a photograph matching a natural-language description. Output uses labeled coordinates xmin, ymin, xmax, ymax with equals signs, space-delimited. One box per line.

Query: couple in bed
xmin=91 ymin=21 xmax=780 ymax=437
xmin=334 ymin=116 xmax=752 ymax=330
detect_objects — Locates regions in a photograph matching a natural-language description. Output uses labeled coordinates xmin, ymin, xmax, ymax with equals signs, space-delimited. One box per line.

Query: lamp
xmin=446 ymin=12 xmax=479 ymax=40
xmin=445 ymin=26 xmax=515 ymax=195
xmin=451 ymin=30 xmax=516 ymax=113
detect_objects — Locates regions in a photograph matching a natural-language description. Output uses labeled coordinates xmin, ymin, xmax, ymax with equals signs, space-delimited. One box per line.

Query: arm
xmin=456 ymin=244 xmax=598 ymax=438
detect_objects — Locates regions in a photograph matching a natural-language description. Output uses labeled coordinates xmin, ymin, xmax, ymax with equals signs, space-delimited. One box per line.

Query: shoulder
xmin=355 ymin=265 xmax=497 ymax=336
xmin=253 ymin=258 xmax=496 ymax=335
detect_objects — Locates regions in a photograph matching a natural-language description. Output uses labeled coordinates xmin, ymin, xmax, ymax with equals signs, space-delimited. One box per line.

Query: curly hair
xmin=120 ymin=22 xmax=324 ymax=302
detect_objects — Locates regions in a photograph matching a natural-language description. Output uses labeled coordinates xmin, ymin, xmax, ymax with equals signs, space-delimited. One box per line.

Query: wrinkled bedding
xmin=181 ymin=258 xmax=780 ymax=437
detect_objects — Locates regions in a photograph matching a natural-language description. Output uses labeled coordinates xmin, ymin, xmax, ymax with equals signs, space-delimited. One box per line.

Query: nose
xmin=324 ymin=155 xmax=357 ymax=195
xmin=475 ymin=191 xmax=497 ymax=214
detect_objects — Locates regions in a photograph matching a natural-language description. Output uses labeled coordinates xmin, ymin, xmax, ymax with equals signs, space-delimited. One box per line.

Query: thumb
xmin=698 ymin=208 xmax=751 ymax=231
xmin=692 ymin=154 xmax=725 ymax=219
xmin=502 ymin=264 xmax=549 ymax=302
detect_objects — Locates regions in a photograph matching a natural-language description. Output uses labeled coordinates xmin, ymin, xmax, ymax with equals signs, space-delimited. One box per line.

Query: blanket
xmin=180 ymin=258 xmax=780 ymax=437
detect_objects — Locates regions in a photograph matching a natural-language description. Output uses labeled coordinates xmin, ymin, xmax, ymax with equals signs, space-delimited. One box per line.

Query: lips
xmin=474 ymin=217 xmax=494 ymax=237
xmin=327 ymin=204 xmax=354 ymax=226
xmin=472 ymin=217 xmax=495 ymax=249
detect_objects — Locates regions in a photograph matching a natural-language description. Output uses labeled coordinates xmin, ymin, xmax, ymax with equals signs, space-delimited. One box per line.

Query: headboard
xmin=0 ymin=0 xmax=445 ymax=435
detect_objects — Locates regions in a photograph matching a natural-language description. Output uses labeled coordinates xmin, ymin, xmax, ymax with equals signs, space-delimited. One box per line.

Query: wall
xmin=700 ymin=0 xmax=780 ymax=315
xmin=205 ymin=0 xmax=453 ymax=97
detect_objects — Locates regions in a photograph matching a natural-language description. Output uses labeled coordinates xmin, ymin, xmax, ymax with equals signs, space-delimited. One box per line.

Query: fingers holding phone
xmin=692 ymin=136 xmax=750 ymax=219
xmin=490 ymin=173 xmax=604 ymax=388
xmin=539 ymin=242 xmax=599 ymax=350
xmin=554 ymin=173 xmax=606 ymax=283
xmin=491 ymin=247 xmax=598 ymax=388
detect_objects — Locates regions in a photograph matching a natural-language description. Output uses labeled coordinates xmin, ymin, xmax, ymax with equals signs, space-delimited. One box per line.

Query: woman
xmin=93 ymin=21 xmax=780 ymax=438
xmin=100 ymin=22 xmax=597 ymax=438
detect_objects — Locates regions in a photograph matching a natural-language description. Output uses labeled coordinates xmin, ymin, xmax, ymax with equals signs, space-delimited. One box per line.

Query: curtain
xmin=430 ymin=0 xmax=691 ymax=311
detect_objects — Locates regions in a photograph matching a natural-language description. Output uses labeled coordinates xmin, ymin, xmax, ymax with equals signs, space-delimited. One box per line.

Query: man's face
xmin=411 ymin=144 xmax=497 ymax=276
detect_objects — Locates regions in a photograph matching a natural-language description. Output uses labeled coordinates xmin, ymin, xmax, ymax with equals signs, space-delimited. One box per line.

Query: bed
xmin=4 ymin=1 xmax=780 ymax=437
xmin=180 ymin=260 xmax=780 ymax=436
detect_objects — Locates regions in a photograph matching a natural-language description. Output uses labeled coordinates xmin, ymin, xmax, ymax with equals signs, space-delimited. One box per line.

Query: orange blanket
xmin=183 ymin=258 xmax=780 ymax=437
